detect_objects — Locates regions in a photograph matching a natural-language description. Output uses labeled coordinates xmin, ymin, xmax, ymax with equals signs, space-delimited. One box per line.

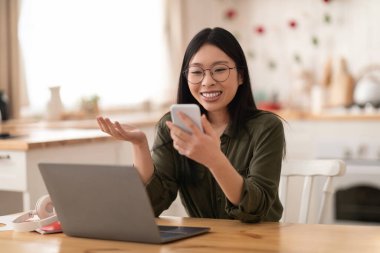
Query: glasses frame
xmin=183 ymin=64 xmax=237 ymax=84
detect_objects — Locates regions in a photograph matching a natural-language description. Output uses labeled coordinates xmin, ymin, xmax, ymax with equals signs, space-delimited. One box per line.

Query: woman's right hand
xmin=98 ymin=116 xmax=154 ymax=183
xmin=96 ymin=116 xmax=147 ymax=145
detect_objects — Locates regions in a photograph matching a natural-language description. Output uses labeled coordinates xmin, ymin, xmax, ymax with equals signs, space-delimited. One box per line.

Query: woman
xmin=97 ymin=27 xmax=285 ymax=223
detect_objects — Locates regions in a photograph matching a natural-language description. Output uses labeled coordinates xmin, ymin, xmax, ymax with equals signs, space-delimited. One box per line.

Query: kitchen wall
xmin=182 ymin=0 xmax=380 ymax=109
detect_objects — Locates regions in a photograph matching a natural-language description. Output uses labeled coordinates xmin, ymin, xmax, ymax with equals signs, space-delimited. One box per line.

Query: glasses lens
xmin=211 ymin=64 xmax=230 ymax=82
xmin=185 ymin=64 xmax=232 ymax=84
xmin=186 ymin=66 xmax=204 ymax=84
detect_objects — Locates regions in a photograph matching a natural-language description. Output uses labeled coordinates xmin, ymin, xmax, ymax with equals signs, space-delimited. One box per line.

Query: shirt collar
xmin=222 ymin=123 xmax=234 ymax=138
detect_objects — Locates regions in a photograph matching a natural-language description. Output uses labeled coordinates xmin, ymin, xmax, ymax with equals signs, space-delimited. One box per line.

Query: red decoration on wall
xmin=288 ymin=19 xmax=298 ymax=29
xmin=254 ymin=25 xmax=265 ymax=35
xmin=224 ymin=8 xmax=237 ymax=20
xmin=322 ymin=0 xmax=331 ymax=3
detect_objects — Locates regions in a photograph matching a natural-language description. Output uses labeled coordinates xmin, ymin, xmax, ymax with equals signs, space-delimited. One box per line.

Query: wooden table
xmin=1 ymin=216 xmax=379 ymax=253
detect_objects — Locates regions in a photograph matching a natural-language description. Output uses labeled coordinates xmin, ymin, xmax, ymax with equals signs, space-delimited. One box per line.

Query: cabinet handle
xmin=0 ymin=154 xmax=11 ymax=160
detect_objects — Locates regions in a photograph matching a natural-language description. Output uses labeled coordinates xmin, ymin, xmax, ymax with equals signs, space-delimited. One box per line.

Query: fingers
xmin=114 ymin=121 xmax=134 ymax=140
xmin=166 ymin=120 xmax=198 ymax=157
xmin=178 ymin=112 xmax=203 ymax=136
xmin=97 ymin=116 xmax=128 ymax=140
xmin=166 ymin=121 xmax=190 ymax=142
xmin=97 ymin=116 xmax=111 ymax=134
xmin=106 ymin=119 xmax=125 ymax=140
xmin=201 ymin=115 xmax=216 ymax=137
xmin=173 ymin=144 xmax=186 ymax=156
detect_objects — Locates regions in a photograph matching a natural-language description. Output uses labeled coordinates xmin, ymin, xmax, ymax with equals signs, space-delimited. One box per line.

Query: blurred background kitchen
xmin=1 ymin=0 xmax=379 ymax=225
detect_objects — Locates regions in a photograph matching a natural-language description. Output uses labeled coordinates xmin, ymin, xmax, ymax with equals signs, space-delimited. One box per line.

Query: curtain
xmin=1 ymin=0 xmax=184 ymax=119
xmin=164 ymin=0 xmax=187 ymax=101
xmin=0 ymin=0 xmax=27 ymax=119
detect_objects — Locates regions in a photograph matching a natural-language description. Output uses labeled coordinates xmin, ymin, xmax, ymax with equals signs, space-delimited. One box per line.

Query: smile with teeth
xmin=201 ymin=91 xmax=222 ymax=98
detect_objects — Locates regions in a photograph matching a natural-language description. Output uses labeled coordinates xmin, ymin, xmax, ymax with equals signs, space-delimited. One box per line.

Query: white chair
xmin=279 ymin=159 xmax=346 ymax=224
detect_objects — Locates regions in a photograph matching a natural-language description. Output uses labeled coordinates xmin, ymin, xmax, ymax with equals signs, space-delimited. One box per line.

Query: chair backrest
xmin=279 ymin=159 xmax=346 ymax=224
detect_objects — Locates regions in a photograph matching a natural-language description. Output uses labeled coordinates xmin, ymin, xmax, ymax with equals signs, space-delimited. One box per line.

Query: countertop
xmin=277 ymin=109 xmax=380 ymax=121
xmin=1 ymin=109 xmax=379 ymax=151
xmin=0 ymin=129 xmax=114 ymax=151
xmin=0 ymin=111 xmax=163 ymax=151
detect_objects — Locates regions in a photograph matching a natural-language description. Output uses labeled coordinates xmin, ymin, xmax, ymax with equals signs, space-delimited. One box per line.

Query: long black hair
xmin=177 ymin=27 xmax=259 ymax=135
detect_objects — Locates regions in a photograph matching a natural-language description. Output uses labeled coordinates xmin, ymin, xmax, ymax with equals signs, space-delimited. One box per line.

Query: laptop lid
xmin=38 ymin=163 xmax=209 ymax=244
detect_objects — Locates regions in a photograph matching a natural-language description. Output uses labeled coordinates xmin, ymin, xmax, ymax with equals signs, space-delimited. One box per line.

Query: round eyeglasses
xmin=183 ymin=64 xmax=237 ymax=84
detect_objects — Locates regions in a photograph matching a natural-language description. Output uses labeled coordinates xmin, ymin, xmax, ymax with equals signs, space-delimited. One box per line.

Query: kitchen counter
xmin=0 ymin=129 xmax=130 ymax=212
xmin=277 ymin=109 xmax=380 ymax=121
xmin=1 ymin=109 xmax=379 ymax=151
xmin=0 ymin=129 xmax=113 ymax=151
xmin=0 ymin=110 xmax=153 ymax=213
xmin=0 ymin=111 xmax=163 ymax=151
xmin=1 ymin=108 xmax=379 ymax=214
xmin=1 ymin=110 xmax=163 ymax=130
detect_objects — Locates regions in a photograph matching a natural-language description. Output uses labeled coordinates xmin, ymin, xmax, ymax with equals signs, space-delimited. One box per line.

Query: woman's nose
xmin=201 ymin=70 xmax=215 ymax=86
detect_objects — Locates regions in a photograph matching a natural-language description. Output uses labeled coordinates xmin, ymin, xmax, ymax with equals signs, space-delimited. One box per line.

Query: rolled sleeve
xmin=225 ymin=116 xmax=285 ymax=222
xmin=145 ymin=114 xmax=179 ymax=216
xmin=146 ymin=167 xmax=177 ymax=216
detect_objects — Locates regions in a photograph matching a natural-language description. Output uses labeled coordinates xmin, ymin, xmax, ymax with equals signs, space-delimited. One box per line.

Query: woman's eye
xmin=213 ymin=67 xmax=227 ymax=73
xmin=190 ymin=70 xmax=203 ymax=75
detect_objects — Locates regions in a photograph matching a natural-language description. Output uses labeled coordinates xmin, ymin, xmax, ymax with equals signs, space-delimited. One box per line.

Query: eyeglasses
xmin=183 ymin=64 xmax=237 ymax=84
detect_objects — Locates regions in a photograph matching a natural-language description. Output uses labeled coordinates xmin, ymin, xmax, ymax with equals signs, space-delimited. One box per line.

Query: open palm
xmin=97 ymin=116 xmax=146 ymax=145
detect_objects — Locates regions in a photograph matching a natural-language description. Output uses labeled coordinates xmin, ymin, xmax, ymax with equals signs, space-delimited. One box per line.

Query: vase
xmin=328 ymin=58 xmax=355 ymax=107
xmin=46 ymin=86 xmax=64 ymax=121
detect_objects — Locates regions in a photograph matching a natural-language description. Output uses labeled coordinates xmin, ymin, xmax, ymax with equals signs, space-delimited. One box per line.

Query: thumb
xmin=201 ymin=115 xmax=214 ymax=136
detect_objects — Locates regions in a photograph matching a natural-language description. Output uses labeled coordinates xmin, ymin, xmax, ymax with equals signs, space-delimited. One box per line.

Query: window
xmin=19 ymin=0 xmax=169 ymax=115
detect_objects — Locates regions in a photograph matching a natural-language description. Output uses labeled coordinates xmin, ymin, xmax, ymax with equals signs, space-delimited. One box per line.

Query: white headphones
xmin=12 ymin=195 xmax=58 ymax=232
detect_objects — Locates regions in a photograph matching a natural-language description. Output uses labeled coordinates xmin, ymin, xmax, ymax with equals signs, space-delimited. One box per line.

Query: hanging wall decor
xmin=254 ymin=25 xmax=265 ymax=35
xmin=224 ymin=8 xmax=237 ymax=20
xmin=288 ymin=19 xmax=298 ymax=29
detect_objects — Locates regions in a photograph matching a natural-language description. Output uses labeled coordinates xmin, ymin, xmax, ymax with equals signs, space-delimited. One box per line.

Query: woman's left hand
xmin=166 ymin=112 xmax=222 ymax=168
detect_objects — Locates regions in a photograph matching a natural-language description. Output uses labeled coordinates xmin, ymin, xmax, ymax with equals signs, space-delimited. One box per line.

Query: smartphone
xmin=170 ymin=104 xmax=203 ymax=133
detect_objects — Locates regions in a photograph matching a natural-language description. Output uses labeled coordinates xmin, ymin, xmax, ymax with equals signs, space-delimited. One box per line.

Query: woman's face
xmin=187 ymin=44 xmax=242 ymax=115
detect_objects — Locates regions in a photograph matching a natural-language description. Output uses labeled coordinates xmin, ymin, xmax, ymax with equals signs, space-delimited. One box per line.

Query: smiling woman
xmin=18 ymin=0 xmax=169 ymax=116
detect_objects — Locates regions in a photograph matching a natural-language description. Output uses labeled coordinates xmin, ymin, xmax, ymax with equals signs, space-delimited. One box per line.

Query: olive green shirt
xmin=146 ymin=111 xmax=284 ymax=223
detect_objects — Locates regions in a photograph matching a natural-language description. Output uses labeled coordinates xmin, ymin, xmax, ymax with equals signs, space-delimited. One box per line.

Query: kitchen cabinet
xmin=284 ymin=118 xmax=380 ymax=160
xmin=0 ymin=129 xmax=122 ymax=214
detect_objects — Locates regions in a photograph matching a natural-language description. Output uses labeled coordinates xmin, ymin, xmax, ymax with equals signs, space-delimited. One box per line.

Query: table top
xmin=1 ymin=216 xmax=379 ymax=253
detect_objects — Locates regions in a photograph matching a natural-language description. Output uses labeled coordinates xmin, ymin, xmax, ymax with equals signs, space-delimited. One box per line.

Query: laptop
xmin=38 ymin=163 xmax=210 ymax=244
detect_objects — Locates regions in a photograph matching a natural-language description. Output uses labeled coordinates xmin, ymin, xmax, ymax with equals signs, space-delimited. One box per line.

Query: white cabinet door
xmin=0 ymin=140 xmax=122 ymax=214
xmin=0 ymin=151 xmax=27 ymax=191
